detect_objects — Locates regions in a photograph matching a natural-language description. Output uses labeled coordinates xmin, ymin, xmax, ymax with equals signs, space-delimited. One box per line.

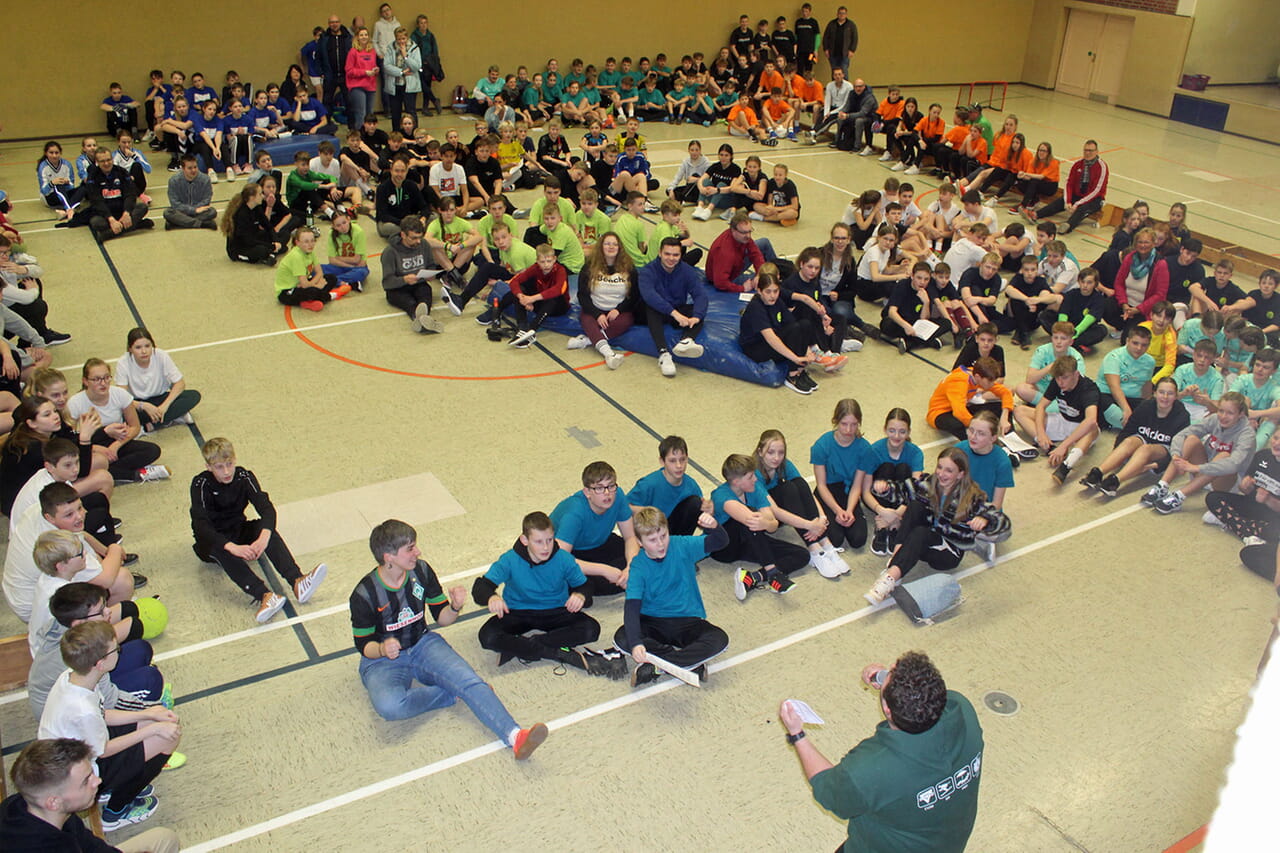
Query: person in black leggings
xmin=711 ymin=454 xmax=811 ymax=598
xmin=811 ymin=397 xmax=872 ymax=551
xmin=754 ymin=428 xmax=848 ymax=578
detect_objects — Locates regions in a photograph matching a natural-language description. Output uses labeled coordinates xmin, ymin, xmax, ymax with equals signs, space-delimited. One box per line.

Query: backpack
xmin=451 ymin=85 xmax=468 ymax=113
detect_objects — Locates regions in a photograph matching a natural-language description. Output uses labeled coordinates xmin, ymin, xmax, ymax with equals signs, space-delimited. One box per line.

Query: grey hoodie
xmin=1169 ymin=412 xmax=1256 ymax=478
xmin=379 ymin=232 xmax=431 ymax=291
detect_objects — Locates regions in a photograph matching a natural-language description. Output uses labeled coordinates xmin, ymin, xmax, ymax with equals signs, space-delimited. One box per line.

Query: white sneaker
xmin=890 ymin=161 xmax=905 ymax=171
xmin=255 ymin=593 xmax=286 ymax=624
xmin=566 ymin=334 xmax=591 ymax=349
xmin=510 ymin=328 xmax=537 ymax=348
xmin=225 ymin=169 xmax=236 ymax=182
xmin=719 ymin=207 xmax=736 ymax=222
xmin=879 ymin=151 xmax=893 ymax=162
xmin=1243 ymin=535 xmax=1266 ymax=547
xmin=858 ymin=146 xmax=874 ymax=156
xmin=691 ymin=206 xmax=712 ymax=221
xmin=658 ymin=352 xmax=676 ymax=377
xmin=411 ymin=302 xmax=429 ymax=333
xmin=840 ymin=338 xmax=863 ymax=353
xmin=207 ymin=169 xmax=219 ymax=183
xmin=604 ymin=351 xmax=624 ymax=370
xmin=748 ymin=211 xmax=764 ymax=221
xmin=294 ymin=563 xmax=328 ymax=603
xmin=137 ymin=464 xmax=170 ymax=482
xmin=672 ymin=337 xmax=704 ymax=358
xmin=864 ymin=570 xmax=897 ymax=605
xmin=1202 ymin=510 xmax=1226 ymax=528
xmin=814 ymin=549 xmax=845 ymax=579
xmin=904 ymin=165 xmax=921 ymax=175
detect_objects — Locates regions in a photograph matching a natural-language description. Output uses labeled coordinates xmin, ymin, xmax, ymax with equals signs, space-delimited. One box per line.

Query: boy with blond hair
xmin=190 ymin=437 xmax=327 ymax=624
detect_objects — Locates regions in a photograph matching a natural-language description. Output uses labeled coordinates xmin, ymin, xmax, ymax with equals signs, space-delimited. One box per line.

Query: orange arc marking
xmin=1162 ymin=823 xmax=1207 ymax=853
xmin=283 ymin=307 xmax=616 ymax=380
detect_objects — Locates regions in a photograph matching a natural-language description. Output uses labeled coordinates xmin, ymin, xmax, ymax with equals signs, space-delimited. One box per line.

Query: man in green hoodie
xmin=780 ymin=651 xmax=984 ymax=852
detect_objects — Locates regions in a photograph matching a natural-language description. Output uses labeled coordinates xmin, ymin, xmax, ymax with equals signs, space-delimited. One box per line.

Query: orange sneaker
xmin=299 ymin=300 xmax=325 ymax=312
xmin=814 ymin=353 xmax=848 ymax=373
xmin=331 ymin=283 xmax=353 ymax=300
xmin=512 ymin=723 xmax=548 ymax=760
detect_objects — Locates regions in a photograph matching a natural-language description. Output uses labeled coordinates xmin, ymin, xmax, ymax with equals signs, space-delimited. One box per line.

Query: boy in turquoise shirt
xmin=471 ymin=511 xmax=624 ymax=678
xmin=1230 ymin=347 xmax=1280 ymax=448
xmin=1171 ymin=338 xmax=1224 ymax=423
xmin=628 ymin=436 xmax=712 ymax=535
xmin=1096 ymin=325 xmax=1156 ymax=428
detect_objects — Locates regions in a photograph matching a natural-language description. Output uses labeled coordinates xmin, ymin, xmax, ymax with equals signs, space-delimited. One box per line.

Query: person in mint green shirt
xmin=454 ymin=220 xmax=536 ymax=318
xmin=534 ymin=206 xmax=584 ymax=274
xmin=424 ymin=197 xmax=480 ymax=289
xmin=1096 ymin=324 xmax=1156 ymax=428
xmin=1015 ymin=320 xmax=1085 ymax=405
xmin=780 ymin=650 xmax=983 ymax=853
xmin=1230 ymin=347 xmax=1280 ymax=448
xmin=1172 ymin=338 xmax=1224 ymax=422
xmin=613 ymin=192 xmax=650 ymax=266
xmin=572 ymin=189 xmax=612 ymax=251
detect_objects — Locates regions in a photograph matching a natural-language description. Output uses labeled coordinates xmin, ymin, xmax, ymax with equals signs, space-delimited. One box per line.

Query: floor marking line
xmin=180 ymin=501 xmax=1144 ymax=851
xmin=1162 ymin=822 xmax=1209 ymax=853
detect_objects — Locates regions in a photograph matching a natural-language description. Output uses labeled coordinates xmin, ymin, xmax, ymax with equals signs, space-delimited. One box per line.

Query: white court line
xmin=183 ymin=501 xmax=1143 ymax=851
xmin=55 ymin=312 xmax=404 ymax=372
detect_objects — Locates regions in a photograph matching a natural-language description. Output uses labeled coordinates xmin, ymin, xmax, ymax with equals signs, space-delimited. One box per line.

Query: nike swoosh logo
xmin=377 ymin=604 xmax=389 ymax=612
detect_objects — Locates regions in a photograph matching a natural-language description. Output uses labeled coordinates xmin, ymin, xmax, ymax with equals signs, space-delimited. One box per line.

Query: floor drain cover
xmin=983 ymin=691 xmax=1020 ymax=716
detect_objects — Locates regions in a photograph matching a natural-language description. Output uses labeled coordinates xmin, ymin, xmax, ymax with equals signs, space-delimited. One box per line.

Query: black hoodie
xmin=0 ymin=793 xmax=115 ymax=852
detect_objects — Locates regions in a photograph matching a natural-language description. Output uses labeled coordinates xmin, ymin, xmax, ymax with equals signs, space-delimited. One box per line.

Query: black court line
xmin=0 ymin=609 xmax=495 ymax=757
xmin=534 ymin=342 xmax=720 ymax=483
xmin=92 ymin=237 xmax=322 ymax=662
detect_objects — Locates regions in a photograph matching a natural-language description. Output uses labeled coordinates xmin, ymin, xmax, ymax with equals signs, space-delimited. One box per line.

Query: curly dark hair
xmin=883 ymin=651 xmax=947 ymax=734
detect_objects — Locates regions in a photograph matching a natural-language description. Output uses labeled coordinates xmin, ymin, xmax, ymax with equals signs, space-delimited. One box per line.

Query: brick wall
xmin=1075 ymin=0 xmax=1179 ymax=14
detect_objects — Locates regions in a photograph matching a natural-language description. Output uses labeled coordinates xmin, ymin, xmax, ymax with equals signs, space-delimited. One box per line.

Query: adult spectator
xmin=1027 ymin=140 xmax=1108 ymax=234
xmin=811 ymin=67 xmax=853 ymax=142
xmin=705 ymin=212 xmax=782 ymax=293
xmin=0 ymin=738 xmax=180 ymax=852
xmin=163 ymin=154 xmax=216 ymax=230
xmin=380 ymin=215 xmax=442 ymax=333
xmin=319 ymin=14 xmax=354 ymax=114
xmin=779 ymin=651 xmax=983 ymax=852
xmin=411 ymin=15 xmax=443 ymax=115
xmin=821 ymin=6 xmax=859 ymax=75
xmin=836 ymin=78 xmax=877 ymax=153
xmin=83 ymin=150 xmax=151 ymax=241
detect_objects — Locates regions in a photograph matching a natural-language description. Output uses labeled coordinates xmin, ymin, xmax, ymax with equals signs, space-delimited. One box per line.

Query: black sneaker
xmin=130 ymin=572 xmax=148 ymax=589
xmin=43 ymin=330 xmax=72 ymax=346
xmin=800 ymin=372 xmax=819 ymax=392
xmin=895 ymin=337 xmax=908 ymax=355
xmin=1079 ymin=467 xmax=1103 ymax=490
xmin=767 ymin=574 xmax=796 ymax=594
xmin=1004 ymin=448 xmax=1021 ymax=469
xmin=1052 ymin=463 xmax=1071 ymax=484
xmin=785 ymin=373 xmax=813 ymax=395
xmin=476 ymin=307 xmax=495 ymax=325
xmin=870 ymin=526 xmax=890 ymax=557
xmin=1098 ymin=474 xmax=1121 ymax=497
xmin=630 ymin=662 xmax=659 ymax=687
xmin=124 ymin=553 xmax=140 ymax=567
xmin=110 ymin=517 xmax=123 ymax=529
xmin=929 ymin=336 xmax=943 ymax=349
xmin=581 ymin=649 xmax=627 ymax=680
xmin=440 ymin=287 xmax=462 ymax=316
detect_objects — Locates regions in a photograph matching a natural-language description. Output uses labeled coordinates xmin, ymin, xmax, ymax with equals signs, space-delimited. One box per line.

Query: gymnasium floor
xmin=1 ymin=84 xmax=1276 ymax=852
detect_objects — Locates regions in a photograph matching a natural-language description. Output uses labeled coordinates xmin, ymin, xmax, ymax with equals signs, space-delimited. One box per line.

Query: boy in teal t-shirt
xmin=628 ymin=436 xmax=710 ymax=536
xmin=615 ymin=506 xmax=728 ymax=687
xmin=470 ymin=511 xmax=625 ymax=678
xmin=1096 ymin=326 xmax=1156 ymax=428
xmin=1171 ymin=338 xmax=1224 ymax=422
xmin=1230 ymin=347 xmax=1280 ymax=447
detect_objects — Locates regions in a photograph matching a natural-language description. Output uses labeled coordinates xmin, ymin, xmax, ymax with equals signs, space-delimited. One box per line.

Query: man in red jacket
xmin=705 ymin=212 xmax=781 ymax=293
xmin=1027 ymin=139 xmax=1107 ymax=234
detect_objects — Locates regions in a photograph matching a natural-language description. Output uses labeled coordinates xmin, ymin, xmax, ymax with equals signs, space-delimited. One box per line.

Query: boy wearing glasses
xmin=550 ymin=461 xmax=640 ymax=596
xmin=38 ymin=620 xmax=181 ymax=830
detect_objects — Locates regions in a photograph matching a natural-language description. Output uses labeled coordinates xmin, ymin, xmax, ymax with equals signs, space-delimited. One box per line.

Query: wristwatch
xmin=786 ymin=730 xmax=806 ymax=745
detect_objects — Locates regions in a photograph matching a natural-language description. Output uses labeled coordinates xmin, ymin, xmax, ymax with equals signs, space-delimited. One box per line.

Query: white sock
xmin=595 ymin=339 xmax=614 ymax=356
xmin=508 ymin=726 xmax=521 ymax=747
xmin=1174 ymin=489 xmax=1186 ymax=500
xmin=1065 ymin=447 xmax=1083 ymax=469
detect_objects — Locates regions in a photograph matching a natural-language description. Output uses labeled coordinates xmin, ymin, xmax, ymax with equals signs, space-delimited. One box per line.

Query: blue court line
xmin=92 ymin=237 xmax=321 ymax=663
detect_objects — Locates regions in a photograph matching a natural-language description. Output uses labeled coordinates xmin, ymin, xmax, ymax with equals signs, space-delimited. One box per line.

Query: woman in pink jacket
xmin=344 ymin=26 xmax=380 ymax=129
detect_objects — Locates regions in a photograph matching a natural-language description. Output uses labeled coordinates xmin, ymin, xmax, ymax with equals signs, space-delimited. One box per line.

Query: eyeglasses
xmin=87 ymin=375 xmax=112 ymax=383
xmin=100 ymin=646 xmax=120 ymax=661
xmin=734 ymin=227 xmax=753 ymax=236
xmin=588 ymin=483 xmax=618 ymax=494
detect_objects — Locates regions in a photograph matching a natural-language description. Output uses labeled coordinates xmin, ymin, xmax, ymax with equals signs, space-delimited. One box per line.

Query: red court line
xmin=283 ymin=307 xmax=613 ymax=380
xmin=1162 ymin=823 xmax=1208 ymax=853
xmin=1097 ymin=146 xmax=1125 ymax=155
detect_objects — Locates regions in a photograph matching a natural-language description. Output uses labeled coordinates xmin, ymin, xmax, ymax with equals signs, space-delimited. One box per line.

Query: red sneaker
xmin=331 ymin=283 xmax=353 ymax=300
xmin=299 ymin=300 xmax=325 ymax=312
xmin=512 ymin=723 xmax=548 ymax=760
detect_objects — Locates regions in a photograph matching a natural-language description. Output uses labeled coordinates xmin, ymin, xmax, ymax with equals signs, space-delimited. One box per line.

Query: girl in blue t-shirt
xmin=862 ymin=408 xmax=926 ymax=557
xmin=810 ymin=398 xmax=872 ymax=550
xmin=754 ymin=429 xmax=847 ymax=578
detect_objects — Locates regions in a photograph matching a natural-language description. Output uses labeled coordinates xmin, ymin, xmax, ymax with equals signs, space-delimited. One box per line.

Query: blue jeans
xmin=347 ymin=87 xmax=376 ymax=129
xmin=321 ymin=263 xmax=370 ymax=286
xmin=358 ymin=631 xmax=519 ymax=742
xmin=731 ymin=238 xmax=778 ymax=286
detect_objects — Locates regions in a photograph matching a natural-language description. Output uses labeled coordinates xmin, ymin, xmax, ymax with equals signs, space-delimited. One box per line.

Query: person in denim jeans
xmin=349 ymin=519 xmax=549 ymax=759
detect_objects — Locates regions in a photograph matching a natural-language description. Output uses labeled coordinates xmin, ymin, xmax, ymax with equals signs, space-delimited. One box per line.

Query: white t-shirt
xmin=38 ymin=671 xmax=110 ymax=769
xmin=27 ymin=572 xmax=68 ymax=656
xmin=9 ymin=469 xmax=54 ymax=540
xmin=1041 ymin=256 xmax=1081 ymax=293
xmin=942 ymin=239 xmax=988 ymax=277
xmin=309 ymin=156 xmax=342 ymax=182
xmin=928 ymin=200 xmax=961 ymax=227
xmin=956 ymin=206 xmax=998 ymax=232
xmin=858 ymin=244 xmax=896 ymax=280
xmin=115 ymin=349 xmax=182 ymax=400
xmin=2 ymin=503 xmax=99 ymax=623
xmin=428 ymin=162 xmax=466 ymax=198
xmin=67 ymin=386 xmax=134 ymax=426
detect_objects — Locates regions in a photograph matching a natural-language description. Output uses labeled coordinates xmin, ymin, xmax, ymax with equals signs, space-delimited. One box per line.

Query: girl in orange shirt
xmin=1012 ymin=141 xmax=1060 ymax=215
xmin=962 ymin=115 xmax=1018 ymax=192
xmin=977 ymin=133 xmax=1032 ymax=201
xmin=934 ymin=107 xmax=971 ymax=179
xmin=953 ymin=124 xmax=989 ymax=182
xmin=875 ymin=86 xmax=905 ymax=163
xmin=913 ymin=102 xmax=947 ymax=177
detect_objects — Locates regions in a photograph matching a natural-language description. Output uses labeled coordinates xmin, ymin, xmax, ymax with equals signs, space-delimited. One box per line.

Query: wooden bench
xmin=0 ymin=632 xmax=104 ymax=837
